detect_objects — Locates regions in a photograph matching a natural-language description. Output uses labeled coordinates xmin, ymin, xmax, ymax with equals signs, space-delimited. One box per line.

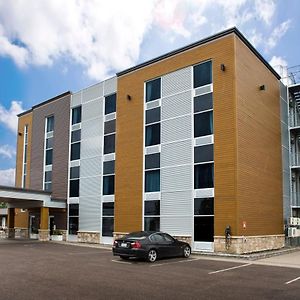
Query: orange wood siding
xmin=235 ymin=36 xmax=283 ymax=235
xmin=115 ymin=34 xmax=238 ymax=235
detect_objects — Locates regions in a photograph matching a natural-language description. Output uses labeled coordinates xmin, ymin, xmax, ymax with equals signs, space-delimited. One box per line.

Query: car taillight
xmin=131 ymin=241 xmax=141 ymax=249
xmin=113 ymin=241 xmax=118 ymax=247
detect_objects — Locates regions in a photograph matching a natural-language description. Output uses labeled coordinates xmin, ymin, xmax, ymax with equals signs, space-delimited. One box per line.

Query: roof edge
xmin=117 ymin=27 xmax=280 ymax=80
xmin=0 ymin=185 xmax=51 ymax=195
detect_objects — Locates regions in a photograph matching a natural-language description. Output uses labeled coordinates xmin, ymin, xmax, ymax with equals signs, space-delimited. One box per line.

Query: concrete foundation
xmin=214 ymin=234 xmax=285 ymax=254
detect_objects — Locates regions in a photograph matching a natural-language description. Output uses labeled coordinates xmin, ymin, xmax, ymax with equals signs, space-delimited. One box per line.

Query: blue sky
xmin=0 ymin=0 xmax=299 ymax=186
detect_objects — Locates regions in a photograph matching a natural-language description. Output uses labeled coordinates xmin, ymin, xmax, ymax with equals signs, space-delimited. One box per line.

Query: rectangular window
xmin=71 ymin=130 xmax=81 ymax=143
xmin=194 ymin=93 xmax=213 ymax=113
xmin=69 ymin=204 xmax=79 ymax=216
xmin=194 ymin=144 xmax=214 ymax=163
xmin=72 ymin=106 xmax=82 ymax=125
xmin=103 ymin=160 xmax=115 ymax=175
xmin=71 ymin=142 xmax=81 ymax=160
xmin=194 ymin=216 xmax=214 ymax=242
xmin=193 ymin=61 xmax=212 ymax=88
xmin=144 ymin=217 xmax=160 ymax=231
xmin=104 ymin=120 xmax=116 ymax=135
xmin=194 ymin=111 xmax=213 ymax=137
xmin=104 ymin=134 xmax=115 ymax=154
xmin=46 ymin=116 xmax=54 ymax=132
xmin=45 ymin=149 xmax=53 ymax=165
xmin=146 ymin=78 xmax=161 ymax=102
xmin=103 ymin=175 xmax=115 ymax=195
xmin=69 ymin=217 xmax=79 ymax=235
xmin=69 ymin=179 xmax=80 ymax=197
xmin=44 ymin=182 xmax=52 ymax=192
xmin=194 ymin=198 xmax=214 ymax=215
xmin=24 ymin=145 xmax=28 ymax=162
xmin=194 ymin=163 xmax=214 ymax=189
xmin=146 ymin=107 xmax=161 ymax=124
xmin=145 ymin=170 xmax=160 ymax=192
xmin=144 ymin=200 xmax=160 ymax=216
xmin=46 ymin=137 xmax=53 ymax=149
xmin=145 ymin=123 xmax=160 ymax=146
xmin=145 ymin=153 xmax=160 ymax=170
xmin=105 ymin=93 xmax=116 ymax=115
xmin=102 ymin=217 xmax=114 ymax=237
xmin=70 ymin=166 xmax=80 ymax=179
xmin=103 ymin=202 xmax=114 ymax=216
xmin=44 ymin=171 xmax=52 ymax=182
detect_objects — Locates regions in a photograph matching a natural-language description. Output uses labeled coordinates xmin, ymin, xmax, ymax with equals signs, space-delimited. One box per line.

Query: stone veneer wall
xmin=0 ymin=230 xmax=7 ymax=239
xmin=214 ymin=235 xmax=285 ymax=254
xmin=38 ymin=229 xmax=50 ymax=241
xmin=15 ymin=228 xmax=29 ymax=239
xmin=78 ymin=231 xmax=100 ymax=244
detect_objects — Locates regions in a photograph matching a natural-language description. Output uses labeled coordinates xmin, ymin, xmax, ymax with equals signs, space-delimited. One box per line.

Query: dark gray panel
xmin=194 ymin=144 xmax=214 ymax=163
xmin=194 ymin=93 xmax=213 ymax=113
xmin=146 ymin=107 xmax=161 ymax=124
xmin=103 ymin=160 xmax=115 ymax=175
xmin=104 ymin=119 xmax=116 ymax=134
xmin=30 ymin=94 xmax=71 ymax=199
xmin=145 ymin=153 xmax=160 ymax=169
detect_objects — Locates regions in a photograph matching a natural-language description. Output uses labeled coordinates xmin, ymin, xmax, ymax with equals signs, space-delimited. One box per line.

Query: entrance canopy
xmin=0 ymin=186 xmax=66 ymax=209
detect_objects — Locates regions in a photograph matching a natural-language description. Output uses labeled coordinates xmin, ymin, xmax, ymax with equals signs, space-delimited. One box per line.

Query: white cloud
xmin=269 ymin=55 xmax=292 ymax=85
xmin=267 ymin=20 xmax=291 ymax=50
xmin=254 ymin=0 xmax=276 ymax=25
xmin=0 ymin=168 xmax=15 ymax=186
xmin=0 ymin=101 xmax=24 ymax=133
xmin=0 ymin=145 xmax=16 ymax=159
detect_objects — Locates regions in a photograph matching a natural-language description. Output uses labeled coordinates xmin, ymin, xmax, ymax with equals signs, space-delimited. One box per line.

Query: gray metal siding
xmin=30 ymin=94 xmax=70 ymax=199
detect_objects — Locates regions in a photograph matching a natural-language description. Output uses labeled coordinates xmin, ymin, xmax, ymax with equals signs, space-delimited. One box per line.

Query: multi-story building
xmin=0 ymin=27 xmax=288 ymax=253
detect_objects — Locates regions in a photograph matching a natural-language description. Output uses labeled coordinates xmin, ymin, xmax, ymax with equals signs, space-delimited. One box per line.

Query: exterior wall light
xmin=259 ymin=85 xmax=266 ymax=91
xmin=127 ymin=94 xmax=132 ymax=100
xmin=220 ymin=64 xmax=226 ymax=71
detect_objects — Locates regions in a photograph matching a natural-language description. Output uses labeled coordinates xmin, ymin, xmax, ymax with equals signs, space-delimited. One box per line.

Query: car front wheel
xmin=147 ymin=249 xmax=157 ymax=263
xmin=183 ymin=246 xmax=191 ymax=258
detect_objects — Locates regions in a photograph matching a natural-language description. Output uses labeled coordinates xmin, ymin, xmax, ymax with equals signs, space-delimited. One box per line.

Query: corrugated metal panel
xmin=161 ymin=91 xmax=192 ymax=120
xmin=70 ymin=160 xmax=80 ymax=167
xmin=80 ymin=176 xmax=101 ymax=196
xmin=161 ymin=115 xmax=192 ymax=143
xmin=81 ymin=118 xmax=103 ymax=140
xmin=160 ymin=216 xmax=192 ymax=235
xmin=71 ymin=123 xmax=81 ymax=131
xmin=194 ymin=188 xmax=214 ymax=198
xmin=104 ymin=77 xmax=117 ymax=96
xmin=162 ymin=66 xmax=192 ymax=97
xmin=81 ymin=137 xmax=102 ymax=159
xmin=71 ymin=92 xmax=82 ymax=107
xmin=82 ymin=83 xmax=103 ymax=103
xmin=146 ymin=99 xmax=160 ymax=110
xmin=145 ymin=145 xmax=161 ymax=155
xmin=194 ymin=84 xmax=213 ymax=96
xmin=102 ymin=195 xmax=115 ymax=202
xmin=161 ymin=140 xmax=192 ymax=167
xmin=145 ymin=192 xmax=161 ymax=200
xmin=82 ymin=98 xmax=103 ymax=121
xmin=161 ymin=165 xmax=192 ymax=192
xmin=161 ymin=190 xmax=192 ymax=215
xmin=80 ymin=156 xmax=102 ymax=178
xmin=194 ymin=135 xmax=214 ymax=146
xmin=104 ymin=113 xmax=116 ymax=122
xmin=79 ymin=196 xmax=101 ymax=231
xmin=103 ymin=153 xmax=115 ymax=161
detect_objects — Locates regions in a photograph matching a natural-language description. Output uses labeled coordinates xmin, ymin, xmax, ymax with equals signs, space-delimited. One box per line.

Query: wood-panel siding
xmin=115 ymin=34 xmax=238 ymax=234
xmin=30 ymin=94 xmax=70 ymax=199
xmin=235 ymin=37 xmax=283 ymax=235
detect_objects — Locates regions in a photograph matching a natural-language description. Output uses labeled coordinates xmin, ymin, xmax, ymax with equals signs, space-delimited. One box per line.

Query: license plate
xmin=121 ymin=243 xmax=127 ymax=248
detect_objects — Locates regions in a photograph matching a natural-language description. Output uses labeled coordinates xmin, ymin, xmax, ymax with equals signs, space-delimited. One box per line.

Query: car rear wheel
xmin=183 ymin=246 xmax=191 ymax=258
xmin=147 ymin=249 xmax=157 ymax=263
xmin=120 ymin=256 xmax=130 ymax=260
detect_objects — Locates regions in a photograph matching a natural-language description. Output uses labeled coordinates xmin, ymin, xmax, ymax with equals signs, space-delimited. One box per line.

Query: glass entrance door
xmin=29 ymin=215 xmax=39 ymax=239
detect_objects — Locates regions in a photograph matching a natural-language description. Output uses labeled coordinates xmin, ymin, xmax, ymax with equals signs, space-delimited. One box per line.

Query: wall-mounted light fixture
xmin=18 ymin=132 xmax=22 ymax=136
xmin=220 ymin=64 xmax=226 ymax=72
xmin=127 ymin=94 xmax=132 ymax=101
xmin=259 ymin=85 xmax=266 ymax=91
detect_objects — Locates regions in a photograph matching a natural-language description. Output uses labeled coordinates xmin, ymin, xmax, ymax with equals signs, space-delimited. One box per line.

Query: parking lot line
xmin=209 ymin=263 xmax=252 ymax=274
xmin=111 ymin=259 xmax=132 ymax=265
xmin=285 ymin=276 xmax=300 ymax=285
xmin=150 ymin=257 xmax=201 ymax=267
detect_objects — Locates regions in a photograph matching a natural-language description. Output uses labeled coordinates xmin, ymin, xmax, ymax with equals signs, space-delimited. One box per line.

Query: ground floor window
xmin=68 ymin=204 xmax=79 ymax=235
xmin=144 ymin=200 xmax=160 ymax=231
xmin=102 ymin=202 xmax=114 ymax=237
xmin=194 ymin=198 xmax=214 ymax=242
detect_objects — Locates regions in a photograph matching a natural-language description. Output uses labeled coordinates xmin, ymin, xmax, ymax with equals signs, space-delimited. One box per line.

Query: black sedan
xmin=112 ymin=231 xmax=191 ymax=262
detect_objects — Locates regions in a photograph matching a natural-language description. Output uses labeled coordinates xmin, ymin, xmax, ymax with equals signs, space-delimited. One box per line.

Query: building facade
xmin=0 ymin=28 xmax=287 ymax=253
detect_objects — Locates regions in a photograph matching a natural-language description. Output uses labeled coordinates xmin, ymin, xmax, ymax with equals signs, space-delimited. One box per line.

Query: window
xmin=44 ymin=182 xmax=52 ymax=192
xmin=105 ymin=93 xmax=116 ymax=115
xmin=194 ymin=144 xmax=214 ymax=163
xmin=71 ymin=142 xmax=81 ymax=160
xmin=44 ymin=171 xmax=52 ymax=182
xmin=145 ymin=170 xmax=160 ymax=192
xmin=69 ymin=204 xmax=79 ymax=216
xmin=72 ymin=106 xmax=81 ymax=125
xmin=71 ymin=130 xmax=81 ymax=143
xmin=194 ymin=111 xmax=213 ymax=137
xmin=145 ymin=153 xmax=160 ymax=170
xmin=70 ymin=166 xmax=80 ymax=179
xmin=145 ymin=218 xmax=160 ymax=231
xmin=104 ymin=120 xmax=116 ymax=135
xmin=69 ymin=179 xmax=79 ymax=197
xmin=69 ymin=204 xmax=79 ymax=235
xmin=194 ymin=93 xmax=213 ymax=113
xmin=46 ymin=137 xmax=53 ymax=149
xmin=144 ymin=200 xmax=160 ymax=215
xmin=146 ymin=78 xmax=161 ymax=102
xmin=46 ymin=116 xmax=54 ymax=132
xmin=194 ymin=216 xmax=214 ymax=242
xmin=194 ymin=163 xmax=214 ymax=189
xmin=103 ymin=175 xmax=115 ymax=195
xmin=146 ymin=107 xmax=161 ymax=124
xmin=145 ymin=123 xmax=160 ymax=146
xmin=104 ymin=134 xmax=115 ymax=154
xmin=45 ymin=149 xmax=53 ymax=165
xmin=103 ymin=202 xmax=114 ymax=216
xmin=22 ymin=125 xmax=29 ymax=188
xmin=193 ymin=61 xmax=212 ymax=88
xmin=194 ymin=198 xmax=214 ymax=215
xmin=102 ymin=202 xmax=114 ymax=237
xmin=103 ymin=160 xmax=115 ymax=175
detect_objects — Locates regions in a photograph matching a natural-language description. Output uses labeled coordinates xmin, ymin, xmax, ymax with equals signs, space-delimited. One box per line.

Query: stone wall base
xmin=78 ymin=231 xmax=100 ymax=244
xmin=7 ymin=228 xmax=15 ymax=239
xmin=0 ymin=229 xmax=7 ymax=239
xmin=214 ymin=235 xmax=285 ymax=254
xmin=15 ymin=228 xmax=29 ymax=239
xmin=38 ymin=229 xmax=50 ymax=242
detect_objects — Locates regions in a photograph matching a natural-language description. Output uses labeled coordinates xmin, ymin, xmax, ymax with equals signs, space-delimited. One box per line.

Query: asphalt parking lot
xmin=0 ymin=240 xmax=299 ymax=300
